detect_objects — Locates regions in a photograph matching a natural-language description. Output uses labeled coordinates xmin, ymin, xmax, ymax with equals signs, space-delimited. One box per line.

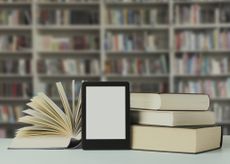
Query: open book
xmin=9 ymin=80 xmax=82 ymax=149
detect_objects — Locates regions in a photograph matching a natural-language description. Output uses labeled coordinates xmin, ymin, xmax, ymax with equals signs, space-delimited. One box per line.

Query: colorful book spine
xmin=175 ymin=53 xmax=230 ymax=75
xmin=176 ymin=78 xmax=230 ymax=98
xmin=105 ymin=31 xmax=168 ymax=51
xmin=0 ymin=105 xmax=24 ymax=123
xmin=130 ymin=81 xmax=168 ymax=93
xmin=0 ymin=59 xmax=31 ymax=75
xmin=0 ymin=82 xmax=32 ymax=98
xmin=37 ymin=59 xmax=100 ymax=75
xmin=0 ymin=35 xmax=31 ymax=52
xmin=105 ymin=55 xmax=168 ymax=75
xmin=175 ymin=30 xmax=216 ymax=51
xmin=107 ymin=7 xmax=168 ymax=25
xmin=39 ymin=8 xmax=99 ymax=25
xmin=0 ymin=9 xmax=31 ymax=25
xmin=175 ymin=4 xmax=214 ymax=24
xmin=38 ymin=34 xmax=99 ymax=51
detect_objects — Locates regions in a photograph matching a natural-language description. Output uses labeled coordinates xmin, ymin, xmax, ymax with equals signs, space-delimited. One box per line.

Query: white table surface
xmin=0 ymin=136 xmax=230 ymax=164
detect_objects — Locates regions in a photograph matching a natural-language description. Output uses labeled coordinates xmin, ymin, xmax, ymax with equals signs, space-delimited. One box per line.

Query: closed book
xmin=131 ymin=109 xmax=215 ymax=126
xmin=131 ymin=125 xmax=222 ymax=154
xmin=131 ymin=93 xmax=209 ymax=111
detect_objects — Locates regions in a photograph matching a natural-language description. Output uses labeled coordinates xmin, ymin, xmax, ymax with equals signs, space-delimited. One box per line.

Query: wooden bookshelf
xmin=1 ymin=0 xmax=230 ymax=137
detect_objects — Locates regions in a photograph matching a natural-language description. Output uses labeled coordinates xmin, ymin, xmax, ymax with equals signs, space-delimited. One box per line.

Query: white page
xmin=86 ymin=87 xmax=126 ymax=139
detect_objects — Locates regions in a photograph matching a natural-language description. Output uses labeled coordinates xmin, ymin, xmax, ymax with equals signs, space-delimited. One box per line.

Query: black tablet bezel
xmin=82 ymin=81 xmax=130 ymax=150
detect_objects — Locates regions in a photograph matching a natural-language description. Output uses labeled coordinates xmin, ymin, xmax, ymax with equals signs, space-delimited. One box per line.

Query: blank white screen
xmin=86 ymin=86 xmax=126 ymax=139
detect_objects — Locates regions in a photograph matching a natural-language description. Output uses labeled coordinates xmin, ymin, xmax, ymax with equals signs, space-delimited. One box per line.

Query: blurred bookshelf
xmin=1 ymin=0 xmax=230 ymax=137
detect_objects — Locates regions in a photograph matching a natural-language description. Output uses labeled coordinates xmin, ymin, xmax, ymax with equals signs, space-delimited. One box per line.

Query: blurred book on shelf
xmin=130 ymin=82 xmax=168 ymax=93
xmin=105 ymin=31 xmax=168 ymax=51
xmin=107 ymin=7 xmax=168 ymax=25
xmin=219 ymin=30 xmax=230 ymax=50
xmin=38 ymin=34 xmax=99 ymax=51
xmin=0 ymin=59 xmax=30 ymax=75
xmin=0 ymin=34 xmax=31 ymax=52
xmin=0 ymin=82 xmax=32 ymax=98
xmin=105 ymin=56 xmax=168 ymax=75
xmin=38 ymin=0 xmax=99 ymax=3
xmin=105 ymin=0 xmax=169 ymax=3
xmin=0 ymin=105 xmax=24 ymax=124
xmin=174 ymin=4 xmax=215 ymax=24
xmin=39 ymin=8 xmax=99 ymax=25
xmin=0 ymin=9 xmax=31 ymax=25
xmin=176 ymin=78 xmax=230 ymax=98
xmin=175 ymin=53 xmax=230 ymax=75
xmin=37 ymin=58 xmax=100 ymax=75
xmin=0 ymin=0 xmax=30 ymax=2
xmin=220 ymin=5 xmax=230 ymax=23
xmin=175 ymin=30 xmax=217 ymax=51
xmin=213 ymin=103 xmax=230 ymax=124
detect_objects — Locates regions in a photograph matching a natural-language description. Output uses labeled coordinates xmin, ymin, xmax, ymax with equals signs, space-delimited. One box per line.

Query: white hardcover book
xmin=131 ymin=93 xmax=210 ymax=111
xmin=131 ymin=109 xmax=215 ymax=126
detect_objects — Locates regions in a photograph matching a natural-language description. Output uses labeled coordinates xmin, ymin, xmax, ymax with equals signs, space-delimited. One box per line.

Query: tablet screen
xmin=86 ymin=86 xmax=126 ymax=139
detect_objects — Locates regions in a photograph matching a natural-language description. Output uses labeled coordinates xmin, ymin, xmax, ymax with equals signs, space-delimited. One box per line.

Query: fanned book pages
xmin=9 ymin=80 xmax=82 ymax=149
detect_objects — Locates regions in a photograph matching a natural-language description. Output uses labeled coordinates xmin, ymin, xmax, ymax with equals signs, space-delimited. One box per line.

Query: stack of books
xmin=130 ymin=93 xmax=222 ymax=153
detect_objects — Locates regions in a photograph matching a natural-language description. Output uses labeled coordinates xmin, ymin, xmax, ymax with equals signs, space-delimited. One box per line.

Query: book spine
xmin=0 ymin=105 xmax=23 ymax=124
xmin=175 ymin=31 xmax=216 ymax=51
xmin=175 ymin=4 xmax=214 ymax=24
xmin=0 ymin=82 xmax=32 ymax=98
xmin=105 ymin=31 xmax=167 ymax=51
xmin=176 ymin=78 xmax=230 ymax=99
xmin=106 ymin=56 xmax=168 ymax=75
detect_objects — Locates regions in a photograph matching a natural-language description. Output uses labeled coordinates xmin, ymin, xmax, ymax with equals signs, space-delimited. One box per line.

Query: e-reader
xmin=82 ymin=81 xmax=130 ymax=150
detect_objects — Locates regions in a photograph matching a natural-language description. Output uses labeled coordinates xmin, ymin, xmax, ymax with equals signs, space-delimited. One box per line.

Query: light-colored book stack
xmin=130 ymin=93 xmax=222 ymax=153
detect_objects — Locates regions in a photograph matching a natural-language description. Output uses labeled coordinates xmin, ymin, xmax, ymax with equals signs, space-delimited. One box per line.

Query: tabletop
xmin=0 ymin=136 xmax=230 ymax=164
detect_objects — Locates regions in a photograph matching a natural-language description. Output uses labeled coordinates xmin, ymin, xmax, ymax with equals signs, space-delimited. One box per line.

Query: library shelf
xmin=37 ymin=2 xmax=99 ymax=7
xmin=106 ymin=74 xmax=169 ymax=79
xmin=38 ymin=74 xmax=100 ymax=79
xmin=105 ymin=25 xmax=169 ymax=30
xmin=106 ymin=50 xmax=169 ymax=55
xmin=174 ymin=74 xmax=230 ymax=78
xmin=174 ymin=24 xmax=217 ymax=30
xmin=217 ymin=121 xmax=230 ymax=125
xmin=0 ymin=2 xmax=31 ymax=6
xmin=0 ymin=26 xmax=32 ymax=31
xmin=105 ymin=1 xmax=169 ymax=6
xmin=38 ymin=50 xmax=100 ymax=55
xmin=175 ymin=50 xmax=230 ymax=54
xmin=174 ymin=0 xmax=230 ymax=4
xmin=0 ymin=74 xmax=32 ymax=79
xmin=0 ymin=51 xmax=32 ymax=57
xmin=212 ymin=98 xmax=230 ymax=101
xmin=0 ymin=97 xmax=29 ymax=102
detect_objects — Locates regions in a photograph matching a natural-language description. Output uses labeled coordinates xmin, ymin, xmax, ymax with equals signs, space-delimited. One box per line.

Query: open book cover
xmin=9 ymin=80 xmax=82 ymax=149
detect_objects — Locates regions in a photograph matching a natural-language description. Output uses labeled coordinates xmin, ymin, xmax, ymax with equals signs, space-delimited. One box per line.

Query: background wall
xmin=0 ymin=0 xmax=230 ymax=137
